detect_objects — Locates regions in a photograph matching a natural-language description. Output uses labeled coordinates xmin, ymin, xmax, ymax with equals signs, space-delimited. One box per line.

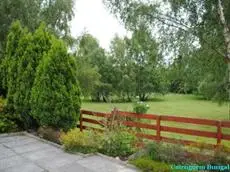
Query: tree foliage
xmin=76 ymin=33 xmax=113 ymax=102
xmin=0 ymin=0 xmax=74 ymax=46
xmin=75 ymin=57 xmax=101 ymax=97
xmin=103 ymin=0 xmax=229 ymax=102
xmin=127 ymin=24 xmax=166 ymax=101
xmin=75 ymin=31 xmax=167 ymax=102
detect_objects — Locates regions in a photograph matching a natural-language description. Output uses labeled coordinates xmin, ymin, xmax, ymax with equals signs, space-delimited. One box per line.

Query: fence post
xmin=80 ymin=111 xmax=83 ymax=132
xmin=156 ymin=116 xmax=161 ymax=141
xmin=217 ymin=120 xmax=222 ymax=145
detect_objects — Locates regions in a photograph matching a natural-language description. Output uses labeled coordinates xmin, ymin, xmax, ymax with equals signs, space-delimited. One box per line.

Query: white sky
xmin=71 ymin=0 xmax=129 ymax=50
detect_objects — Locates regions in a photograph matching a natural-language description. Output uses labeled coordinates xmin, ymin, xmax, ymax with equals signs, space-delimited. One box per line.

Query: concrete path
xmin=0 ymin=133 xmax=138 ymax=172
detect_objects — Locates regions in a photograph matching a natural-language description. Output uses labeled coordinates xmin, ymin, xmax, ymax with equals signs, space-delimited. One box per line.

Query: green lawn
xmin=82 ymin=94 xmax=229 ymax=120
xmin=82 ymin=94 xmax=230 ymax=146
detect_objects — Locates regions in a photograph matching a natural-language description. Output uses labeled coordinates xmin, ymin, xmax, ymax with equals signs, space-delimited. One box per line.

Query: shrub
xmin=60 ymin=128 xmax=102 ymax=154
xmin=130 ymin=157 xmax=171 ymax=172
xmin=3 ymin=21 xmax=26 ymax=112
xmin=0 ymin=113 xmax=18 ymax=133
xmin=99 ymin=129 xmax=137 ymax=157
xmin=12 ymin=23 xmax=52 ymax=129
xmin=61 ymin=127 xmax=137 ymax=157
xmin=0 ymin=97 xmax=5 ymax=112
xmin=210 ymin=148 xmax=230 ymax=165
xmin=145 ymin=142 xmax=191 ymax=164
xmin=2 ymin=21 xmax=54 ymax=130
xmin=133 ymin=101 xmax=149 ymax=114
xmin=30 ymin=38 xmax=81 ymax=131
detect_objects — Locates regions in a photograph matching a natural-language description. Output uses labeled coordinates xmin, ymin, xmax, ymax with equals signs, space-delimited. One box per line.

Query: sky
xmin=71 ymin=0 xmax=129 ymax=50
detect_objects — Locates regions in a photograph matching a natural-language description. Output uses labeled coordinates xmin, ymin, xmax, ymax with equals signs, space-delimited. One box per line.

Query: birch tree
xmin=104 ymin=0 xmax=230 ymax=118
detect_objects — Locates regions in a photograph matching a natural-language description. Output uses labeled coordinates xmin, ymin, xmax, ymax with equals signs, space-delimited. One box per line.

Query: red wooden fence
xmin=78 ymin=109 xmax=230 ymax=148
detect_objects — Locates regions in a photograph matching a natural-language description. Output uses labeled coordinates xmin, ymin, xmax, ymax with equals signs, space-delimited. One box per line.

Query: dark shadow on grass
xmin=148 ymin=97 xmax=165 ymax=102
xmin=82 ymin=98 xmax=132 ymax=103
xmin=187 ymin=95 xmax=207 ymax=101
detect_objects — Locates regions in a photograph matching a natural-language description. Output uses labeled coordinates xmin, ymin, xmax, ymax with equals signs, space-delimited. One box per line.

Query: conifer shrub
xmin=13 ymin=23 xmax=52 ymax=117
xmin=3 ymin=21 xmax=26 ymax=112
xmin=30 ymin=38 xmax=81 ymax=131
xmin=2 ymin=21 xmax=53 ymax=129
xmin=12 ymin=23 xmax=52 ymax=129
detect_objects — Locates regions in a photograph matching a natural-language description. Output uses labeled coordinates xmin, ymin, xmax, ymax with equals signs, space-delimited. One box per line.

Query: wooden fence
xmin=78 ymin=109 xmax=230 ymax=148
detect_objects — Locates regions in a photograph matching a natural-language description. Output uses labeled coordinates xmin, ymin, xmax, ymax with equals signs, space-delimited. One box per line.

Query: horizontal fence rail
xmin=78 ymin=109 xmax=230 ymax=149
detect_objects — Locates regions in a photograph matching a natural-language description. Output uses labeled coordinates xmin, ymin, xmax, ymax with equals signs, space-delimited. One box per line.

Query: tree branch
xmin=147 ymin=13 xmax=225 ymax=58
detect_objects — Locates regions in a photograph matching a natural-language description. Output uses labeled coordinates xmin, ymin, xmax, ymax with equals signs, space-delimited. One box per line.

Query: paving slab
xmin=77 ymin=155 xmax=135 ymax=172
xmin=0 ymin=155 xmax=27 ymax=170
xmin=0 ymin=135 xmax=28 ymax=143
xmin=0 ymin=145 xmax=16 ymax=160
xmin=0 ymin=133 xmax=138 ymax=172
xmin=35 ymin=152 xmax=82 ymax=170
xmin=49 ymin=161 xmax=94 ymax=172
xmin=2 ymin=137 xmax=38 ymax=148
xmin=1 ymin=162 xmax=44 ymax=172
xmin=11 ymin=141 xmax=52 ymax=154
xmin=22 ymin=147 xmax=63 ymax=161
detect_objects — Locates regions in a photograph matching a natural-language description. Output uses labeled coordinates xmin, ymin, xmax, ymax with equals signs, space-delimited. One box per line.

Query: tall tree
xmin=0 ymin=0 xmax=75 ymax=55
xmin=109 ymin=35 xmax=135 ymax=101
xmin=77 ymin=33 xmax=113 ymax=102
xmin=104 ymin=0 xmax=230 ymax=116
xmin=75 ymin=57 xmax=101 ymax=98
xmin=127 ymin=24 xmax=165 ymax=101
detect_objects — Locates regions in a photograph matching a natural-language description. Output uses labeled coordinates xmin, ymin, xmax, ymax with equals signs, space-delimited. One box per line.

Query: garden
xmin=1 ymin=0 xmax=230 ymax=171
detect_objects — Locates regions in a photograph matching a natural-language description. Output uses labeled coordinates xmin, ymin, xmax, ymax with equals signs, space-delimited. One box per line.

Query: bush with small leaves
xmin=99 ymin=129 xmax=137 ymax=157
xmin=130 ymin=157 xmax=172 ymax=172
xmin=0 ymin=113 xmax=18 ymax=133
xmin=30 ymin=38 xmax=81 ymax=131
xmin=60 ymin=128 xmax=102 ymax=154
xmin=145 ymin=142 xmax=191 ymax=164
xmin=0 ymin=97 xmax=5 ymax=112
xmin=133 ymin=101 xmax=149 ymax=114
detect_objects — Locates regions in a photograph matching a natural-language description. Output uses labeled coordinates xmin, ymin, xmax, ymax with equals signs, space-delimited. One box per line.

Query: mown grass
xmin=82 ymin=94 xmax=228 ymax=119
xmin=82 ymin=94 xmax=230 ymax=146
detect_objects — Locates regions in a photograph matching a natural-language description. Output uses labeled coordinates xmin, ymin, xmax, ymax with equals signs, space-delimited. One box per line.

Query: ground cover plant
xmin=129 ymin=142 xmax=230 ymax=172
xmin=129 ymin=157 xmax=173 ymax=172
xmin=60 ymin=128 xmax=102 ymax=154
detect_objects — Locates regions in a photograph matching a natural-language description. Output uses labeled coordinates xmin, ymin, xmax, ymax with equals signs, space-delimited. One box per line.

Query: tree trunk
xmin=228 ymin=63 xmax=230 ymax=119
xmin=102 ymin=96 xmax=107 ymax=102
xmin=218 ymin=0 xmax=230 ymax=119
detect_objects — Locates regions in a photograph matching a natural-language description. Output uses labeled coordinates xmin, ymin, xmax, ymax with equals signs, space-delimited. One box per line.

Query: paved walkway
xmin=0 ymin=133 xmax=138 ymax=172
